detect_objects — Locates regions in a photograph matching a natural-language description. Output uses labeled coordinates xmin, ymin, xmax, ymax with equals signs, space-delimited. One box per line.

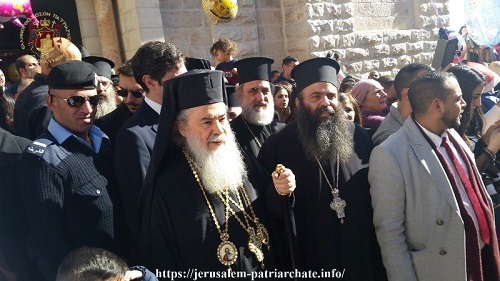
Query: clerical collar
xmin=414 ymin=119 xmax=447 ymax=148
xmin=144 ymin=96 xmax=162 ymax=115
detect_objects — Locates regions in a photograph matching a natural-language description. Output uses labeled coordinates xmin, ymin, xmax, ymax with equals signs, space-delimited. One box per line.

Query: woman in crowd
xmin=274 ymin=81 xmax=292 ymax=123
xmin=447 ymin=64 xmax=499 ymax=170
xmin=448 ymin=64 xmax=500 ymax=238
xmin=339 ymin=92 xmax=363 ymax=126
xmin=350 ymin=79 xmax=387 ymax=131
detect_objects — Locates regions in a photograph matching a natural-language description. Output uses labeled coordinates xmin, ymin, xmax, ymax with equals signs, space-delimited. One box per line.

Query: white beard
xmin=185 ymin=127 xmax=247 ymax=194
xmin=240 ymin=98 xmax=275 ymax=125
xmin=95 ymin=89 xmax=117 ymax=118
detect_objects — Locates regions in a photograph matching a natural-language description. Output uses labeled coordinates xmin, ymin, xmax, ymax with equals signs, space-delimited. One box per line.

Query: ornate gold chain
xmin=182 ymin=147 xmax=268 ymax=268
xmin=182 ymin=148 xmax=239 ymax=268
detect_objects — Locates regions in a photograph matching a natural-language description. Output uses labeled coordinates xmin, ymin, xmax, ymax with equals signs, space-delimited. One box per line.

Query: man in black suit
xmin=0 ymin=128 xmax=42 ymax=280
xmin=94 ymin=61 xmax=144 ymax=144
xmin=113 ymin=41 xmax=186 ymax=254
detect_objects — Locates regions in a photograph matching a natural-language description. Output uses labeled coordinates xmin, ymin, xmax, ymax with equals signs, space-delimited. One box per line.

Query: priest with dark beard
xmin=231 ymin=57 xmax=285 ymax=159
xmin=138 ymin=70 xmax=295 ymax=277
xmin=258 ymin=58 xmax=387 ymax=280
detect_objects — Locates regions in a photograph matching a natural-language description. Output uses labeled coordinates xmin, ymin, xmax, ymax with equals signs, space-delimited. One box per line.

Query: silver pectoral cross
xmin=330 ymin=188 xmax=346 ymax=223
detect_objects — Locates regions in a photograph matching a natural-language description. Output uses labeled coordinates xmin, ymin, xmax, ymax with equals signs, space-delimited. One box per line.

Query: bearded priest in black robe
xmin=138 ymin=70 xmax=295 ymax=277
xmin=258 ymin=58 xmax=387 ymax=280
xmin=231 ymin=57 xmax=284 ymax=159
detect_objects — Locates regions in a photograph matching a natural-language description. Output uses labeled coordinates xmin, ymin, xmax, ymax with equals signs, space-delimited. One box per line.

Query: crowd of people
xmin=0 ymin=35 xmax=499 ymax=281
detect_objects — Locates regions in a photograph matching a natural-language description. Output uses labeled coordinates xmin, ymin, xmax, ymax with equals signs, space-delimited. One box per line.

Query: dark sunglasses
xmin=50 ymin=94 xmax=100 ymax=108
xmin=117 ymin=89 xmax=144 ymax=98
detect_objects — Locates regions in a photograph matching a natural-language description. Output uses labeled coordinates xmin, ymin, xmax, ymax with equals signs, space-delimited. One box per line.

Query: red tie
xmin=441 ymin=137 xmax=490 ymax=244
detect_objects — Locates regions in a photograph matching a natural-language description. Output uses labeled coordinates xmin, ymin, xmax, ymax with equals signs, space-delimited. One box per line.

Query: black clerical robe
xmin=231 ymin=115 xmax=284 ymax=159
xmin=258 ymin=121 xmax=387 ymax=281
xmin=139 ymin=147 xmax=275 ymax=277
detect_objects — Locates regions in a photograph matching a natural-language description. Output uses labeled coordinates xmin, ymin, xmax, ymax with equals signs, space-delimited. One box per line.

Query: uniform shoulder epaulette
xmin=26 ymin=138 xmax=70 ymax=166
xmin=26 ymin=139 xmax=53 ymax=156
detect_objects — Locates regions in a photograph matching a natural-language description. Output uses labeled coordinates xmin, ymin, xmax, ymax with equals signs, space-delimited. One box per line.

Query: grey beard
xmin=297 ymin=104 xmax=353 ymax=165
xmin=95 ymin=89 xmax=117 ymax=118
xmin=240 ymin=99 xmax=275 ymax=125
xmin=184 ymin=128 xmax=247 ymax=194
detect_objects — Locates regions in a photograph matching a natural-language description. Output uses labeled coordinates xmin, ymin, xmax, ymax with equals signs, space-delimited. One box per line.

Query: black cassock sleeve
xmin=257 ymin=135 xmax=298 ymax=271
xmin=139 ymin=163 xmax=184 ymax=272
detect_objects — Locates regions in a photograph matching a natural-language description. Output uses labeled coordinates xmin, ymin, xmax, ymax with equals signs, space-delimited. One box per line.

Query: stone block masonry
xmin=158 ymin=0 xmax=449 ymax=78
xmin=306 ymin=0 xmax=447 ymax=77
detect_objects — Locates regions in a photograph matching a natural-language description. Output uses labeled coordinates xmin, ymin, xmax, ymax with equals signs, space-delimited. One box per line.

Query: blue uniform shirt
xmin=47 ymin=118 xmax=108 ymax=153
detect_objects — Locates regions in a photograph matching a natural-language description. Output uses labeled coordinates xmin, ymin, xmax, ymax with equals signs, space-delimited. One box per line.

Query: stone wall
xmin=158 ymin=0 xmax=450 ymax=78
xmin=118 ymin=0 xmax=164 ymax=59
xmin=75 ymin=0 xmax=101 ymax=55
xmin=159 ymin=0 xmax=285 ymax=63
xmin=285 ymin=0 xmax=450 ymax=77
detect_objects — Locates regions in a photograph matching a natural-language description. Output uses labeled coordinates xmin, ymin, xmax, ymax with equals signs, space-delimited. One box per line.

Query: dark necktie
xmin=441 ymin=137 xmax=490 ymax=244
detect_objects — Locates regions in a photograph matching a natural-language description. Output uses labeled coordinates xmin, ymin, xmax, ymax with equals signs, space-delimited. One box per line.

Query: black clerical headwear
xmin=226 ymin=85 xmax=238 ymax=107
xmin=234 ymin=57 xmax=274 ymax=84
xmin=185 ymin=57 xmax=212 ymax=71
xmin=171 ymin=69 xmax=226 ymax=111
xmin=82 ymin=56 xmax=115 ymax=79
xmin=291 ymin=57 xmax=340 ymax=95
xmin=46 ymin=60 xmax=98 ymax=90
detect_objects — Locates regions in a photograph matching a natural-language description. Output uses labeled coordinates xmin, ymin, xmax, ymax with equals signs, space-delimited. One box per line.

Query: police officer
xmin=18 ymin=61 xmax=124 ymax=280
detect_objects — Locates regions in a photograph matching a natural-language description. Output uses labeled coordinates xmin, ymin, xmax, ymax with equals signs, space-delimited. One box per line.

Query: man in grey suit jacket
xmin=372 ymin=63 xmax=432 ymax=146
xmin=369 ymin=71 xmax=500 ymax=280
xmin=114 ymin=41 xmax=186 ymax=259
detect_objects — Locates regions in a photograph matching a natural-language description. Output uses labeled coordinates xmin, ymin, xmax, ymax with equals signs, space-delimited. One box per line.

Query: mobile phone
xmin=431 ymin=38 xmax=458 ymax=69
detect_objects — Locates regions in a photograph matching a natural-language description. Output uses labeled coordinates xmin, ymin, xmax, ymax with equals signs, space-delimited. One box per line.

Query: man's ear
xmin=295 ymin=96 xmax=301 ymax=108
xmin=46 ymin=93 xmax=56 ymax=112
xmin=431 ymin=98 xmax=444 ymax=115
xmin=177 ymin=121 xmax=188 ymax=138
xmin=19 ymin=68 xmax=27 ymax=76
xmin=142 ymin=75 xmax=157 ymax=91
xmin=235 ymin=85 xmax=244 ymax=103
xmin=401 ymin=88 xmax=409 ymax=99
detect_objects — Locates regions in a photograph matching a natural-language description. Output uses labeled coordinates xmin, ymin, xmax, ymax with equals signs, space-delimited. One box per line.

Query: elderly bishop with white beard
xmin=138 ymin=70 xmax=295 ymax=276
xmin=258 ymin=58 xmax=387 ymax=280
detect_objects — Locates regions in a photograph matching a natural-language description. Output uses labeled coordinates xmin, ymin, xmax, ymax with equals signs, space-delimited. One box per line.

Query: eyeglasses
xmin=50 ymin=94 xmax=100 ymax=108
xmin=116 ymin=89 xmax=144 ymax=98
xmin=97 ymin=79 xmax=112 ymax=90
